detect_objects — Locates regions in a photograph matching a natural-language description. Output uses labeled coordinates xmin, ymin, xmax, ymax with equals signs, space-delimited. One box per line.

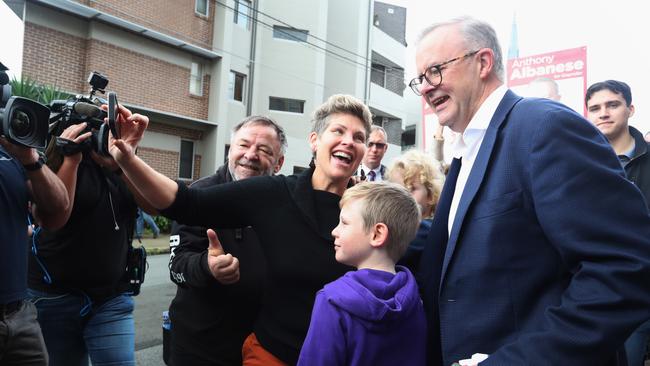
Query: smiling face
xmin=309 ymin=113 xmax=367 ymax=184
xmin=228 ymin=123 xmax=284 ymax=180
xmin=415 ymin=25 xmax=484 ymax=133
xmin=332 ymin=198 xmax=373 ymax=267
xmin=586 ymin=89 xmax=634 ymax=142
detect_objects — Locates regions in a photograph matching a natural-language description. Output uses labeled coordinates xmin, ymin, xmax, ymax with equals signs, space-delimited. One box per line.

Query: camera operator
xmin=0 ymin=135 xmax=70 ymax=366
xmin=26 ymin=113 xmax=145 ymax=366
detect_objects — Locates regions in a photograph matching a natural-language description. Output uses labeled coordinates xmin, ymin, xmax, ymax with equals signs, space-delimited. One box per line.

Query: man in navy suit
xmin=409 ymin=17 xmax=650 ymax=365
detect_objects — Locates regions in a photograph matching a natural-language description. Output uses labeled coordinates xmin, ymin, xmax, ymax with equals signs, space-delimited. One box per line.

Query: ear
xmin=477 ymin=48 xmax=495 ymax=80
xmin=629 ymin=104 xmax=635 ymax=118
xmin=308 ymin=132 xmax=318 ymax=152
xmin=273 ymin=155 xmax=285 ymax=174
xmin=369 ymin=223 xmax=389 ymax=249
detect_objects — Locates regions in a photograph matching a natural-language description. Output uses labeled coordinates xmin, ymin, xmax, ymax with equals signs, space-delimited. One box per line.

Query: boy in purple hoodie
xmin=297 ymin=182 xmax=426 ymax=366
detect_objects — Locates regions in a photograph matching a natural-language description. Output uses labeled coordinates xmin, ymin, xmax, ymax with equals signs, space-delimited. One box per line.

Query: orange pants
xmin=242 ymin=333 xmax=288 ymax=366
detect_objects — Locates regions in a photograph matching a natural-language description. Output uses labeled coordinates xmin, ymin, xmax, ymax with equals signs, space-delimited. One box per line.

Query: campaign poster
xmin=507 ymin=47 xmax=587 ymax=116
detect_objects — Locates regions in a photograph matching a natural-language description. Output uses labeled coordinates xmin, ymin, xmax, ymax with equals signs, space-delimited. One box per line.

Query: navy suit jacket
xmin=420 ymin=90 xmax=650 ymax=365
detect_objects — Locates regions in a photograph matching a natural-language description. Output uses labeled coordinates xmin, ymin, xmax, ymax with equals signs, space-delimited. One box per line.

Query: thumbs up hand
xmin=206 ymin=229 xmax=240 ymax=285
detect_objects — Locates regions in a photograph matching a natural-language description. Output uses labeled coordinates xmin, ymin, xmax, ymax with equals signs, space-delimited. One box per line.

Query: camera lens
xmin=9 ymin=109 xmax=33 ymax=138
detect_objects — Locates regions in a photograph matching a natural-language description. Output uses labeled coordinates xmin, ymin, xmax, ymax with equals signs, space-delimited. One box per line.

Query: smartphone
xmin=107 ymin=92 xmax=120 ymax=139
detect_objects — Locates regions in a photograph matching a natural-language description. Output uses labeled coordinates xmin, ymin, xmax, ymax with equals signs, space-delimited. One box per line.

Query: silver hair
xmin=417 ymin=16 xmax=504 ymax=82
xmin=231 ymin=115 xmax=287 ymax=155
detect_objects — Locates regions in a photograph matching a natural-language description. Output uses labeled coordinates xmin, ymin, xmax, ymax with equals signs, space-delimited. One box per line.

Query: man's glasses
xmin=409 ymin=50 xmax=479 ymax=96
xmin=368 ymin=142 xmax=387 ymax=149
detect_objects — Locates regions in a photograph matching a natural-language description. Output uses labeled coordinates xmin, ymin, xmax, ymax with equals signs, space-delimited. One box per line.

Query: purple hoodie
xmin=297 ymin=265 xmax=426 ymax=366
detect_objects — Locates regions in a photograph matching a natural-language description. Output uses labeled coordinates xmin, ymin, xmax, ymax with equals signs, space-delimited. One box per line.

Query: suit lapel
xmin=440 ymin=90 xmax=523 ymax=285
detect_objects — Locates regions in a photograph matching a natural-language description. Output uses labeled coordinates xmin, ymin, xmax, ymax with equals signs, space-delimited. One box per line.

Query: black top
xmin=168 ymin=165 xmax=267 ymax=365
xmin=0 ymin=145 xmax=29 ymax=303
xmin=624 ymin=126 xmax=650 ymax=206
xmin=28 ymin=154 xmax=137 ymax=304
xmin=162 ymin=167 xmax=352 ymax=365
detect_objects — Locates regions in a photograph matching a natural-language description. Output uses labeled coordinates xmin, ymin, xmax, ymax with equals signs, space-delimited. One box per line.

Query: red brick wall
xmin=137 ymin=147 xmax=202 ymax=181
xmin=147 ymin=122 xmax=203 ymax=141
xmin=22 ymin=22 xmax=211 ymax=120
xmin=75 ymin=0 xmax=215 ymax=50
xmin=22 ymin=22 xmax=87 ymax=93
xmin=85 ymin=39 xmax=210 ymax=120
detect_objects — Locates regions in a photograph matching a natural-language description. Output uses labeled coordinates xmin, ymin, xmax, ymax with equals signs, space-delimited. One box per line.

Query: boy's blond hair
xmin=340 ymin=182 xmax=421 ymax=262
xmin=387 ymin=149 xmax=445 ymax=218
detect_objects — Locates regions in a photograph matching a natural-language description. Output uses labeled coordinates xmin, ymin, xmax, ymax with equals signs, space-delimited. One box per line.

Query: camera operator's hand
xmin=206 ymin=229 xmax=240 ymax=285
xmin=103 ymin=104 xmax=148 ymax=163
xmin=0 ymin=136 xmax=40 ymax=166
xmin=59 ymin=122 xmax=92 ymax=165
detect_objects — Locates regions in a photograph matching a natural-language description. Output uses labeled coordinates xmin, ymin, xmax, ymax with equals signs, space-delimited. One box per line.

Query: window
xmin=190 ymin=62 xmax=203 ymax=96
xmin=234 ymin=0 xmax=251 ymax=28
xmin=195 ymin=0 xmax=208 ymax=16
xmin=269 ymin=97 xmax=305 ymax=113
xmin=179 ymin=140 xmax=194 ymax=180
xmin=371 ymin=63 xmax=386 ymax=87
xmin=228 ymin=71 xmax=246 ymax=102
xmin=272 ymin=25 xmax=309 ymax=42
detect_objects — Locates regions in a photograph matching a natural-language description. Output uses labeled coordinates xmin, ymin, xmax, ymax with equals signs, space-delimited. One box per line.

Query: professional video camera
xmin=0 ymin=62 xmax=51 ymax=148
xmin=49 ymin=71 xmax=119 ymax=156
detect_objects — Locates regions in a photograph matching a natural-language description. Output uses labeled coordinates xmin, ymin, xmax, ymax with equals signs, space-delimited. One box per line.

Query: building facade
xmin=13 ymin=0 xmax=410 ymax=179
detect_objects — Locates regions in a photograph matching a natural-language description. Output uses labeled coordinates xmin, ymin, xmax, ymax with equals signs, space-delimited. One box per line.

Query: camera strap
xmin=55 ymin=137 xmax=87 ymax=156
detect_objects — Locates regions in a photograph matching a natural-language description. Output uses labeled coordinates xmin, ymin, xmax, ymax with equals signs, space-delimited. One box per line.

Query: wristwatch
xmin=23 ymin=155 xmax=45 ymax=171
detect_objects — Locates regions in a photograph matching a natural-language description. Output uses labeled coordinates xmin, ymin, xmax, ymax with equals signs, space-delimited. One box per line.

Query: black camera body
xmin=0 ymin=63 xmax=51 ymax=148
xmin=49 ymin=71 xmax=116 ymax=156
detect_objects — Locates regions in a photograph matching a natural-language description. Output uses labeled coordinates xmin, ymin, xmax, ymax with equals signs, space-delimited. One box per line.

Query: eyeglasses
xmin=409 ymin=50 xmax=479 ymax=96
xmin=368 ymin=142 xmax=387 ymax=149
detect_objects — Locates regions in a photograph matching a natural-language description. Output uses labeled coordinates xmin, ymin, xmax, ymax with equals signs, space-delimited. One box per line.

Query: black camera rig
xmin=1 ymin=65 xmax=120 ymax=155
xmin=0 ymin=62 xmax=50 ymax=148
xmin=49 ymin=71 xmax=118 ymax=156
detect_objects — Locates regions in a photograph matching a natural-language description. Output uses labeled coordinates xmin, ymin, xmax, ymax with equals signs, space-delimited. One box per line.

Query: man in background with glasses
xmin=413 ymin=16 xmax=650 ymax=366
xmin=357 ymin=125 xmax=388 ymax=181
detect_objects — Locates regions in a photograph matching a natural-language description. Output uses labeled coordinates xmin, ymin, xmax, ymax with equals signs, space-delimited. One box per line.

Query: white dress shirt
xmin=448 ymin=85 xmax=508 ymax=235
xmin=359 ymin=164 xmax=384 ymax=182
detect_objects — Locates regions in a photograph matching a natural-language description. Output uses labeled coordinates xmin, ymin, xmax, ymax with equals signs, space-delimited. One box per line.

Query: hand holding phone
xmin=107 ymin=92 xmax=120 ymax=139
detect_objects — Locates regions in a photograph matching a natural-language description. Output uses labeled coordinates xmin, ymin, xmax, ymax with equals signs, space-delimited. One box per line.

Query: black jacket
xmin=29 ymin=155 xmax=136 ymax=303
xmin=624 ymin=126 xmax=650 ymax=206
xmin=162 ymin=167 xmax=351 ymax=365
xmin=168 ymin=165 xmax=267 ymax=366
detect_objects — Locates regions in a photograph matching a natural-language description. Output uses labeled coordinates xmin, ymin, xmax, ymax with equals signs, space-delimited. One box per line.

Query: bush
xmin=9 ymin=76 xmax=72 ymax=105
xmin=154 ymin=215 xmax=171 ymax=233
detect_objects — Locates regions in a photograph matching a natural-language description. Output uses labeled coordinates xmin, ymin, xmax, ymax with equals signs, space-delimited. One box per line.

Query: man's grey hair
xmin=231 ymin=115 xmax=287 ymax=155
xmin=417 ymin=16 xmax=504 ymax=82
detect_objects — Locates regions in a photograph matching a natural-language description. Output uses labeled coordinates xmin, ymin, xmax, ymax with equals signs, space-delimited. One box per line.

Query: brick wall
xmin=85 ymin=39 xmax=210 ymax=120
xmin=138 ymin=146 xmax=202 ymax=181
xmin=140 ymin=121 xmax=203 ymax=181
xmin=22 ymin=22 xmax=87 ymax=93
xmin=147 ymin=122 xmax=203 ymax=141
xmin=76 ymin=0 xmax=215 ymax=49
xmin=22 ymin=22 xmax=211 ymax=120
